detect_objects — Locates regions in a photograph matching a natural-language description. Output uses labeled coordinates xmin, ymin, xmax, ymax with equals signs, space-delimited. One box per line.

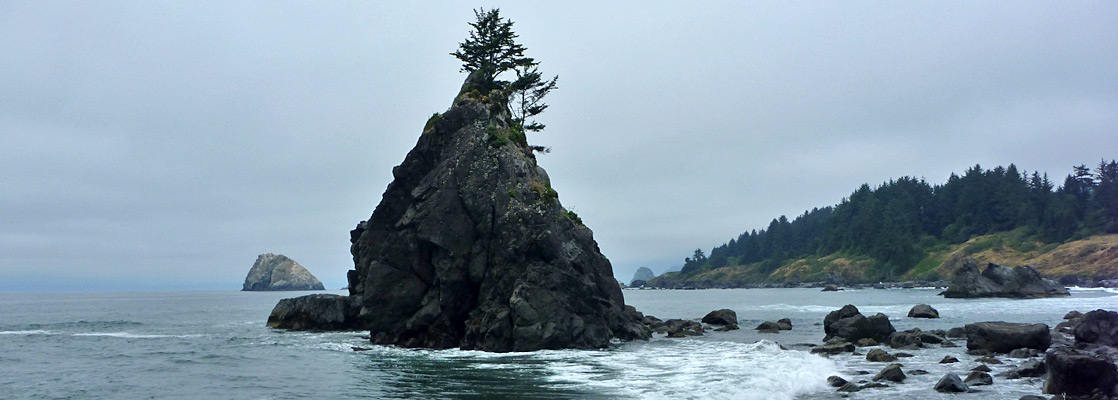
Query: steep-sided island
xmin=267 ymin=9 xmax=647 ymax=352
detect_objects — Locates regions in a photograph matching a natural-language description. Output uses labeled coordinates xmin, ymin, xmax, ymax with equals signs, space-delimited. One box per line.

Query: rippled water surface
xmin=1 ymin=288 xmax=1114 ymax=399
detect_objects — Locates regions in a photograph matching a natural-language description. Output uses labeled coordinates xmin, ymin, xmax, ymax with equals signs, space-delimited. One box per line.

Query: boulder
xmin=1074 ymin=309 xmax=1118 ymax=347
xmin=823 ymin=305 xmax=895 ymax=343
xmin=776 ymin=318 xmax=793 ymax=330
xmin=866 ymin=348 xmax=897 ymax=362
xmin=243 ymin=253 xmax=325 ymax=291
xmin=837 ymin=382 xmax=861 ymax=392
xmin=827 ymin=375 xmax=847 ymax=387
xmin=946 ymin=327 xmax=966 ymax=338
xmin=972 ymin=364 xmax=991 ymax=372
xmin=702 ymin=309 xmax=738 ymax=327
xmin=266 ymin=294 xmax=365 ymax=330
xmin=855 ymin=338 xmax=878 ymax=347
xmin=964 ymin=371 xmax=993 ymax=386
xmin=654 ymin=319 xmax=704 ymax=337
xmin=934 ymin=373 xmax=968 ymax=393
xmin=873 ymin=364 xmax=906 ymax=382
xmin=630 ymin=267 xmax=655 ymax=285
xmin=975 ymin=356 xmax=1002 ymax=364
xmin=1016 ymin=358 xmax=1046 ymax=377
xmin=965 ymin=322 xmax=1051 ymax=353
xmin=908 ymin=304 xmax=940 ymax=318
xmin=1044 ymin=348 xmax=1118 ymax=397
xmin=940 ymin=355 xmax=959 ymax=363
xmin=942 ymin=261 xmax=1069 ymax=298
xmin=339 ymin=72 xmax=649 ymax=351
xmin=756 ymin=321 xmax=781 ymax=333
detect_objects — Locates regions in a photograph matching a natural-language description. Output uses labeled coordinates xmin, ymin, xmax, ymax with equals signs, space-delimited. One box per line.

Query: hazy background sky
xmin=2 ymin=1 xmax=1116 ymax=291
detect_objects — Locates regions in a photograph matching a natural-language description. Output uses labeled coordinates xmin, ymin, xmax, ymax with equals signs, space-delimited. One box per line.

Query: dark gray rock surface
xmin=965 ymin=321 xmax=1051 ymax=353
xmin=964 ymin=371 xmax=993 ymax=386
xmin=942 ymin=261 xmax=1069 ymax=298
xmin=866 ymin=348 xmax=897 ymax=362
xmin=701 ymin=309 xmax=738 ymax=327
xmin=266 ymin=294 xmax=365 ymax=330
xmin=1074 ymin=309 xmax=1118 ymax=346
xmin=278 ymin=73 xmax=649 ymax=351
xmin=1044 ymin=347 xmax=1118 ymax=397
xmin=242 ymin=253 xmax=325 ymax=291
xmin=934 ymin=373 xmax=968 ymax=393
xmin=823 ymin=305 xmax=895 ymax=343
xmin=874 ymin=363 xmax=906 ymax=382
xmin=908 ymin=304 xmax=939 ymax=318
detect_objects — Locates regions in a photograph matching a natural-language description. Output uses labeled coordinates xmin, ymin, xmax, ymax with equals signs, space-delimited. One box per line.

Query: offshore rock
xmin=823 ymin=304 xmax=896 ymax=343
xmin=942 ymin=261 xmax=1069 ymax=298
xmin=630 ymin=267 xmax=655 ymax=285
xmin=267 ymin=294 xmax=366 ymax=331
xmin=344 ymin=73 xmax=649 ymax=351
xmin=965 ymin=322 xmax=1051 ymax=353
xmin=242 ymin=253 xmax=325 ymax=291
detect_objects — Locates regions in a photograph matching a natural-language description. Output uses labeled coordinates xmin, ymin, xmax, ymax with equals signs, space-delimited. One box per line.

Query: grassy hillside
xmin=645 ymin=232 xmax=1118 ymax=288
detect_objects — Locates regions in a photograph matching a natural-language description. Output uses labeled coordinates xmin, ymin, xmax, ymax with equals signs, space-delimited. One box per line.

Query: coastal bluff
xmin=242 ymin=253 xmax=324 ymax=291
xmin=269 ymin=72 xmax=649 ymax=351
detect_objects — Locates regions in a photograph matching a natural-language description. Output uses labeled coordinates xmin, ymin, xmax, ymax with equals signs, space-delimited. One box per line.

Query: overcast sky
xmin=2 ymin=2 xmax=1116 ymax=292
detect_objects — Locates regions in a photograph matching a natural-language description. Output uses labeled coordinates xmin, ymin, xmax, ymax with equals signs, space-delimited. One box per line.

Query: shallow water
xmin=0 ymin=288 xmax=1113 ymax=399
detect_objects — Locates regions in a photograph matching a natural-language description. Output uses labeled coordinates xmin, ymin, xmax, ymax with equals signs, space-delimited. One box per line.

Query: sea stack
xmin=942 ymin=261 xmax=1069 ymax=298
xmin=338 ymin=71 xmax=649 ymax=351
xmin=630 ymin=267 xmax=655 ymax=286
xmin=243 ymin=253 xmax=325 ymax=291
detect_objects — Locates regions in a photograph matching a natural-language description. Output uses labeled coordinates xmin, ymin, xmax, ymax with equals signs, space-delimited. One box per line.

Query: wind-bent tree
xmin=452 ymin=8 xmax=558 ymax=137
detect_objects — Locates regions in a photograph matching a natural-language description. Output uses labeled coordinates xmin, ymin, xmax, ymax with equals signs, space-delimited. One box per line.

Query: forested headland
xmin=647 ymin=160 xmax=1118 ymax=288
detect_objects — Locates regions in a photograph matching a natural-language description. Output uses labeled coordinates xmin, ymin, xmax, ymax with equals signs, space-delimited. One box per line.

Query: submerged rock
xmin=942 ymin=261 xmax=1068 ymax=298
xmin=965 ymin=322 xmax=1051 ymax=353
xmin=242 ymin=253 xmax=325 ymax=291
xmin=338 ymin=72 xmax=649 ymax=351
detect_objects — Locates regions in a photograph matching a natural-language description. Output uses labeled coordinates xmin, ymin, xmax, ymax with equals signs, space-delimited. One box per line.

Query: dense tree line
xmin=681 ymin=160 xmax=1118 ymax=278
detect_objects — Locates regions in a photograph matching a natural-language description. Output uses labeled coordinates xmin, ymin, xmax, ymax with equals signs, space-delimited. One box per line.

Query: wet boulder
xmin=934 ymin=373 xmax=968 ymax=393
xmin=1074 ymin=309 xmax=1118 ymax=346
xmin=908 ymin=304 xmax=939 ymax=318
xmin=1044 ymin=348 xmax=1118 ymax=397
xmin=823 ymin=305 xmax=895 ymax=343
xmin=866 ymin=348 xmax=897 ymax=362
xmin=873 ymin=364 xmax=906 ymax=382
xmin=267 ymin=294 xmax=366 ymax=331
xmin=964 ymin=371 xmax=993 ymax=386
xmin=1016 ymin=358 xmax=1046 ymax=377
xmin=965 ymin=322 xmax=1051 ymax=353
xmin=701 ymin=309 xmax=738 ymax=328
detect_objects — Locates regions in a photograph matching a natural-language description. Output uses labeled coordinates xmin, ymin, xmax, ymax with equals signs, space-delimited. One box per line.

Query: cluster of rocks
xmin=942 ymin=261 xmax=1069 ymax=298
xmin=1044 ymin=309 xmax=1118 ymax=398
xmin=756 ymin=318 xmax=792 ymax=333
xmin=641 ymin=308 xmax=742 ymax=338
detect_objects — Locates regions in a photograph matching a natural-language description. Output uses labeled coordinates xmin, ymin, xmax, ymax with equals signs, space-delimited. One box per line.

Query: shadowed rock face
xmin=344 ymin=73 xmax=649 ymax=352
xmin=243 ymin=253 xmax=324 ymax=291
xmin=630 ymin=267 xmax=655 ymax=285
xmin=942 ymin=261 xmax=1068 ymax=298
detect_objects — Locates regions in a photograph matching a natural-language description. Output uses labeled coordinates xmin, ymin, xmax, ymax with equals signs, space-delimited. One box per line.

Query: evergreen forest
xmin=676 ymin=160 xmax=1118 ymax=281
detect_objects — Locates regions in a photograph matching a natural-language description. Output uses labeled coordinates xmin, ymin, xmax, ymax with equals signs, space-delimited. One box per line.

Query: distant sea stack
xmin=242 ymin=253 xmax=325 ymax=291
xmin=342 ymin=71 xmax=649 ymax=351
xmin=630 ymin=267 xmax=655 ymax=286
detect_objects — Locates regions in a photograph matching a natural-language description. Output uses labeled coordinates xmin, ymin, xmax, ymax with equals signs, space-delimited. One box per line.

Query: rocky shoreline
xmin=628 ymin=302 xmax=1118 ymax=399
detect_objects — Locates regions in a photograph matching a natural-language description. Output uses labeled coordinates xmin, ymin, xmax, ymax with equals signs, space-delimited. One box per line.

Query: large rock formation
xmin=964 ymin=321 xmax=1050 ymax=353
xmin=267 ymin=294 xmax=365 ymax=331
xmin=242 ymin=253 xmax=324 ymax=291
xmin=822 ymin=304 xmax=895 ymax=343
xmin=942 ymin=261 xmax=1068 ymax=298
xmin=630 ymin=267 xmax=655 ymax=285
xmin=338 ymin=72 xmax=649 ymax=351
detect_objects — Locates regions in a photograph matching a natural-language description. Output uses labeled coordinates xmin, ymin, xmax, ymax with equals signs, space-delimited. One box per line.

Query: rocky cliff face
xmin=243 ymin=253 xmax=325 ymax=291
xmin=343 ymin=73 xmax=649 ymax=351
xmin=630 ymin=267 xmax=655 ymax=285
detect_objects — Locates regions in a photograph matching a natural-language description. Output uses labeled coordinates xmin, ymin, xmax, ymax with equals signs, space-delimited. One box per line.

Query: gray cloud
xmin=2 ymin=1 xmax=1116 ymax=290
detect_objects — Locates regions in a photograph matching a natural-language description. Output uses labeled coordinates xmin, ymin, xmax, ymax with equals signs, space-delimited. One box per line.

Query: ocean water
xmin=1 ymin=288 xmax=1114 ymax=399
